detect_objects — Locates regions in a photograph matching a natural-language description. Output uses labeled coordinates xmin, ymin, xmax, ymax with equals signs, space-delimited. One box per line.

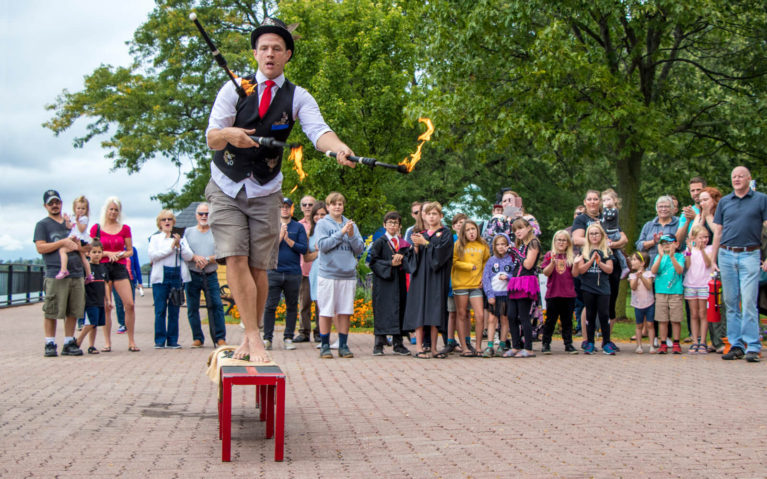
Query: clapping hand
xmin=392 ymin=253 xmax=403 ymax=266
xmin=279 ymin=223 xmax=288 ymax=242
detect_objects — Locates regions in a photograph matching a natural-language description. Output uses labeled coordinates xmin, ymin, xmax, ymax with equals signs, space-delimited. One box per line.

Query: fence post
xmin=7 ymin=264 xmax=13 ymax=307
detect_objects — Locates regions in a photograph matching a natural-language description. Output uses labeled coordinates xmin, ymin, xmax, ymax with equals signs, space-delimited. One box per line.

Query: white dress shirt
xmin=206 ymin=71 xmax=333 ymax=199
xmin=147 ymin=232 xmax=194 ymax=284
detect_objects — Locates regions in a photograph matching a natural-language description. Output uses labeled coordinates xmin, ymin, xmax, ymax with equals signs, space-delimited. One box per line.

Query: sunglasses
xmin=301 ymin=203 xmax=314 ymax=207
xmin=161 ymin=218 xmax=174 ymax=222
xmin=196 ymin=212 xmax=209 ymax=216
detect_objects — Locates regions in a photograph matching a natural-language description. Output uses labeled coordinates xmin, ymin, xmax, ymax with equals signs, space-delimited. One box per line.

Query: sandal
xmin=460 ymin=350 xmax=478 ymax=357
xmin=415 ymin=351 xmax=431 ymax=359
xmin=514 ymin=350 xmax=536 ymax=358
xmin=697 ymin=343 xmax=708 ymax=355
xmin=100 ymin=346 xmax=112 ymax=353
xmin=482 ymin=347 xmax=495 ymax=358
xmin=432 ymin=351 xmax=447 ymax=359
xmin=128 ymin=346 xmax=141 ymax=352
xmin=87 ymin=346 xmax=100 ymax=355
xmin=688 ymin=344 xmax=699 ymax=354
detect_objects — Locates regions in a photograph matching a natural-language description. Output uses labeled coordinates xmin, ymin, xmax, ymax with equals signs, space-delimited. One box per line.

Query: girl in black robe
xmin=402 ymin=202 xmax=454 ymax=359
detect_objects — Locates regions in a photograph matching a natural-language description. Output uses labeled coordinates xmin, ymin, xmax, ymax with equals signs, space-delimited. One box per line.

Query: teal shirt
xmin=653 ymin=253 xmax=685 ymax=295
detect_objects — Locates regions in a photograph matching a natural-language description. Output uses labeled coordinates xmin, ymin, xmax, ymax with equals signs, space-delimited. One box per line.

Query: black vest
xmin=213 ymin=76 xmax=296 ymax=185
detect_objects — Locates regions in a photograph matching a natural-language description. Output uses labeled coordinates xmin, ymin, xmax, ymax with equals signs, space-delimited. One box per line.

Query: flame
xmin=288 ymin=145 xmax=306 ymax=194
xmin=399 ymin=117 xmax=434 ymax=173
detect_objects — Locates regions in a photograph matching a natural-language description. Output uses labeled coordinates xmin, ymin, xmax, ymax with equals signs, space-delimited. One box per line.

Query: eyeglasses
xmin=47 ymin=200 xmax=61 ymax=205
xmin=384 ymin=221 xmax=400 ymax=226
xmin=197 ymin=212 xmax=208 ymax=216
xmin=301 ymin=203 xmax=314 ymax=207
xmin=411 ymin=210 xmax=419 ymax=215
xmin=161 ymin=218 xmax=174 ymax=222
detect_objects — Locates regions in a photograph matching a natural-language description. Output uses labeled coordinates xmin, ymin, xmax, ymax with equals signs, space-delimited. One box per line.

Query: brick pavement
xmin=1 ymin=294 xmax=765 ymax=478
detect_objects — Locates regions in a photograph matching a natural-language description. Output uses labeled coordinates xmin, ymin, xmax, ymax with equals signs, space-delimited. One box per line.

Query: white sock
xmin=46 ymin=337 xmax=56 ymax=344
xmin=65 ymin=336 xmax=74 ymax=344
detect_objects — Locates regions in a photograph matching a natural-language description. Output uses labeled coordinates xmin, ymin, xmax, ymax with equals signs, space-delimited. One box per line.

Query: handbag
xmin=168 ymin=248 xmax=185 ymax=307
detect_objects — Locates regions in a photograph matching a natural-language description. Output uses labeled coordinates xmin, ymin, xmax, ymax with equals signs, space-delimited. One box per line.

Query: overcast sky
xmin=0 ymin=0 xmax=194 ymax=263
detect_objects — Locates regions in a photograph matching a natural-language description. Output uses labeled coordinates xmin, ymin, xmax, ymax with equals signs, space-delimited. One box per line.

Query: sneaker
xmin=635 ymin=346 xmax=644 ymax=354
xmin=482 ymin=346 xmax=495 ymax=358
xmin=116 ymin=325 xmax=127 ymax=334
xmin=495 ymin=346 xmax=508 ymax=357
xmin=580 ymin=340 xmax=588 ymax=351
xmin=672 ymin=343 xmax=682 ymax=354
xmin=653 ymin=337 xmax=659 ymax=348
xmin=338 ymin=345 xmax=354 ymax=358
xmin=263 ymin=339 xmax=272 ymax=351
xmin=722 ymin=347 xmax=744 ymax=360
xmin=320 ymin=344 xmax=333 ymax=358
xmin=608 ymin=342 xmax=620 ymax=352
xmin=666 ymin=338 xmax=673 ymax=348
xmin=564 ymin=344 xmax=578 ymax=354
xmin=602 ymin=343 xmax=617 ymax=355
xmin=392 ymin=344 xmax=411 ymax=356
xmin=154 ymin=344 xmax=165 ymax=349
xmin=166 ymin=344 xmax=182 ymax=349
xmin=514 ymin=349 xmax=535 ymax=358
xmin=541 ymin=344 xmax=551 ymax=355
xmin=583 ymin=342 xmax=595 ymax=355
xmin=44 ymin=342 xmax=57 ymax=357
xmin=373 ymin=345 xmax=384 ymax=356
xmin=293 ymin=334 xmax=309 ymax=343
xmin=657 ymin=343 xmax=668 ymax=354
xmin=283 ymin=338 xmax=296 ymax=350
xmin=313 ymin=333 xmax=321 ymax=343
xmin=191 ymin=340 xmax=203 ymax=348
xmin=745 ymin=351 xmax=760 ymax=363
xmin=61 ymin=339 xmax=83 ymax=356
xmin=330 ymin=339 xmax=340 ymax=350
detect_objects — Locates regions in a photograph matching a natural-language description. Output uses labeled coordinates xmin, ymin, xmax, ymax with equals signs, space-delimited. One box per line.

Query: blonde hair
xmin=512 ymin=217 xmax=534 ymax=247
xmin=422 ymin=201 xmax=442 ymax=216
xmin=689 ymin=224 xmax=709 ymax=241
xmin=100 ymin=196 xmax=123 ymax=226
xmin=155 ymin=209 xmax=176 ymax=229
xmin=325 ymin=191 xmax=345 ymax=205
xmin=601 ymin=188 xmax=622 ymax=209
xmin=581 ymin=223 xmax=611 ymax=259
xmin=550 ymin=230 xmax=574 ymax=266
xmin=72 ymin=195 xmax=90 ymax=217
xmin=491 ymin=234 xmax=510 ymax=257
xmin=456 ymin=219 xmax=487 ymax=259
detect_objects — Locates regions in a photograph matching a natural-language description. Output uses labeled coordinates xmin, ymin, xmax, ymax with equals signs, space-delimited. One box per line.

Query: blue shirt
xmin=714 ymin=189 xmax=767 ymax=247
xmin=635 ymin=216 xmax=680 ymax=262
xmin=273 ymin=219 xmax=308 ymax=275
xmin=653 ymin=253 xmax=685 ymax=295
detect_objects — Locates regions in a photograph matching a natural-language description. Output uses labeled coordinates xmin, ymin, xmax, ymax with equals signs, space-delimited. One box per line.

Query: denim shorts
xmin=84 ymin=306 xmax=106 ymax=326
xmin=453 ymin=288 xmax=483 ymax=298
xmin=634 ymin=304 xmax=655 ymax=325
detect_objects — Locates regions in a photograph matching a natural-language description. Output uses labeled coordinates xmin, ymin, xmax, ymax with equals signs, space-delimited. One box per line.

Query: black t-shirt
xmin=571 ymin=213 xmax=600 ymax=255
xmin=85 ymin=263 xmax=110 ymax=308
xmin=33 ymin=217 xmax=85 ymax=278
xmin=579 ymin=250 xmax=614 ymax=296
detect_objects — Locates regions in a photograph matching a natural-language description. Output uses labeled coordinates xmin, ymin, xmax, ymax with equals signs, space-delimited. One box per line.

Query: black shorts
xmin=104 ymin=262 xmax=130 ymax=281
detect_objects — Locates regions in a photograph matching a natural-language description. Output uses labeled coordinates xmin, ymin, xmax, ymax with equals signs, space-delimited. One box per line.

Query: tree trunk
xmin=614 ymin=145 xmax=644 ymax=319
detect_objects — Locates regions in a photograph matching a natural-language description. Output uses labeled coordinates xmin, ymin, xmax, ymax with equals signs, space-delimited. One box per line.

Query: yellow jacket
xmin=451 ymin=240 xmax=490 ymax=290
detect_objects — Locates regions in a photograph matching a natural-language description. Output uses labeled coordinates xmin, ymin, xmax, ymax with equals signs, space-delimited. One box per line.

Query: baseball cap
xmin=43 ymin=190 xmax=61 ymax=205
xmin=659 ymin=235 xmax=676 ymax=243
xmin=282 ymin=197 xmax=293 ymax=206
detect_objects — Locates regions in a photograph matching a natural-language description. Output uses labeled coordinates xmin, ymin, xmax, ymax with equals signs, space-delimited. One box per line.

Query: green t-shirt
xmin=653 ymin=253 xmax=685 ymax=295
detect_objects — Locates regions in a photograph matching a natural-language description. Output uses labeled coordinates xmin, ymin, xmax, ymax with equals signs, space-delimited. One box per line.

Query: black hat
xmin=282 ymin=197 xmax=293 ymax=206
xmin=43 ymin=190 xmax=61 ymax=205
xmin=251 ymin=17 xmax=294 ymax=58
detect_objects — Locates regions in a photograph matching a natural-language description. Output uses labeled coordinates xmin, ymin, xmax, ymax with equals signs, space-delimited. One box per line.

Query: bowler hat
xmin=251 ymin=17 xmax=294 ymax=58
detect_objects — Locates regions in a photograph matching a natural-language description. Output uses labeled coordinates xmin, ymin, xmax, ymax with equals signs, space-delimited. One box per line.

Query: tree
xmin=414 ymin=0 xmax=767 ymax=316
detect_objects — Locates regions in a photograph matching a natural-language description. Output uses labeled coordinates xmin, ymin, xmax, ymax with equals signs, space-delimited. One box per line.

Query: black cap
xmin=282 ymin=197 xmax=293 ymax=206
xmin=251 ymin=17 xmax=294 ymax=59
xmin=43 ymin=190 xmax=61 ymax=205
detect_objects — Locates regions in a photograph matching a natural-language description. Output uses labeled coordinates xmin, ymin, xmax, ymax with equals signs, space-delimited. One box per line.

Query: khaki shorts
xmin=654 ymin=293 xmax=684 ymax=323
xmin=42 ymin=277 xmax=85 ymax=320
xmin=205 ymin=179 xmax=281 ymax=270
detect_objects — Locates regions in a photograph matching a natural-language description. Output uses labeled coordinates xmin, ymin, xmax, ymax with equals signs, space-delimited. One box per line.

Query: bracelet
xmin=684 ymin=251 xmax=691 ymax=257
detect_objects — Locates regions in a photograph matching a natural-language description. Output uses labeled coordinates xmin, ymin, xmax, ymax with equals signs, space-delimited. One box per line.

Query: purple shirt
xmin=540 ymin=251 xmax=576 ymax=299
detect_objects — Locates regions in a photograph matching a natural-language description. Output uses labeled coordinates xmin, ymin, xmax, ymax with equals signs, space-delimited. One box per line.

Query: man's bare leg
xmin=226 ymin=256 xmax=269 ymax=361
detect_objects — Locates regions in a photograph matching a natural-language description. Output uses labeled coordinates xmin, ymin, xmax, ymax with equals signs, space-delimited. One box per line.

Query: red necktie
xmin=259 ymin=80 xmax=276 ymax=118
xmin=391 ymin=237 xmax=399 ymax=251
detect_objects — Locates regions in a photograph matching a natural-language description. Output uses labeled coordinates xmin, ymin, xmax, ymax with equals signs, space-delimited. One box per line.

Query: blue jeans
xmin=185 ymin=270 xmax=226 ymax=343
xmin=153 ymin=266 xmax=182 ymax=347
xmin=113 ymin=279 xmax=136 ymax=327
xmin=263 ymin=271 xmax=302 ymax=341
xmin=718 ymin=249 xmax=761 ymax=353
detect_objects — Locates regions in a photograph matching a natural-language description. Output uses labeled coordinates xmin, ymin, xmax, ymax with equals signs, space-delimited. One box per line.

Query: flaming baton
xmin=399 ymin=118 xmax=434 ymax=173
xmin=189 ymin=12 xmax=246 ymax=99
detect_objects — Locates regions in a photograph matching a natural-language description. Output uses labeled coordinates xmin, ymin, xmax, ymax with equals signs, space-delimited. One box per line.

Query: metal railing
xmin=0 ymin=264 xmax=45 ymax=307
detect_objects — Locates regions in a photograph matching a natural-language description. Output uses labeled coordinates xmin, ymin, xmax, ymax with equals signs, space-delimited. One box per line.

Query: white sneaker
xmin=330 ymin=339 xmax=339 ymax=350
xmin=239 ymin=321 xmax=245 ymax=329
xmin=284 ymin=339 xmax=296 ymax=350
xmin=666 ymin=338 xmax=673 ymax=347
xmin=653 ymin=337 xmax=659 ymax=348
xmin=264 ymin=339 xmax=272 ymax=351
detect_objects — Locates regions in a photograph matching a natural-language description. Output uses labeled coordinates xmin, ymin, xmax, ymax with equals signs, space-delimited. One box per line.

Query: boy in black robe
xmin=402 ymin=202 xmax=454 ymax=358
xmin=369 ymin=211 xmax=412 ymax=356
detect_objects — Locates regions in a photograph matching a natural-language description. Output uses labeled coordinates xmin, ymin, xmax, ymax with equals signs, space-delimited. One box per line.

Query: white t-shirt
xmin=69 ymin=215 xmax=90 ymax=243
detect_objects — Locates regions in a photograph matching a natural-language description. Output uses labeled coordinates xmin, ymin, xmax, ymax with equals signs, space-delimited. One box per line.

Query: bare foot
xmin=233 ymin=333 xmax=270 ymax=363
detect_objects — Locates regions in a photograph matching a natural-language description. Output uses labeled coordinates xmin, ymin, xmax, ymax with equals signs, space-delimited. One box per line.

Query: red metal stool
xmin=218 ymin=365 xmax=286 ymax=462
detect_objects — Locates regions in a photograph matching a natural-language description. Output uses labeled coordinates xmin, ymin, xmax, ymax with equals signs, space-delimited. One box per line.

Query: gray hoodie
xmin=315 ymin=215 xmax=365 ymax=280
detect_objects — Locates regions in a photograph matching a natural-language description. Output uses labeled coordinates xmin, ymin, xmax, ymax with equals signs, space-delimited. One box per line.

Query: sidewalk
xmin=1 ymin=294 xmax=765 ymax=478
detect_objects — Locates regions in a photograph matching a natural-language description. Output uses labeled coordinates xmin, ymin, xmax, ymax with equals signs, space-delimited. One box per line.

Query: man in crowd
xmin=296 ymin=194 xmax=317 ymax=343
xmin=205 ymin=17 xmax=356 ymax=360
xmin=675 ymin=176 xmax=707 ymax=245
xmin=184 ymin=202 xmax=227 ymax=348
xmin=711 ymin=166 xmax=767 ymax=363
xmin=262 ymin=198 xmax=308 ymax=350
xmin=34 ymin=190 xmax=85 ymax=357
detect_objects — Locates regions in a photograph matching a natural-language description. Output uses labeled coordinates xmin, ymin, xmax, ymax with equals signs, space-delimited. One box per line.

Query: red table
xmin=218 ymin=364 xmax=286 ymax=462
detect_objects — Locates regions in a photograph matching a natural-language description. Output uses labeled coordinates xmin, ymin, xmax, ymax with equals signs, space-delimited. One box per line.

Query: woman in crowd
xmin=90 ymin=197 xmax=138 ymax=352
xmin=148 ymin=210 xmax=193 ymax=349
xmin=634 ymin=195 xmax=680 ymax=262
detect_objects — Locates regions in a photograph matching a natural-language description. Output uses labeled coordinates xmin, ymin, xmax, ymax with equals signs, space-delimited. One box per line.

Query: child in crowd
xmin=573 ymin=223 xmax=617 ymax=355
xmin=78 ymin=240 xmax=111 ymax=354
xmin=628 ymin=252 xmax=656 ymax=353
xmin=369 ymin=211 xmax=412 ymax=357
xmin=540 ymin=230 xmax=578 ymax=354
xmin=403 ymin=202 xmax=454 ymax=359
xmin=651 ymin=235 xmax=685 ymax=354
xmin=482 ymin=204 xmax=508 ymax=244
xmin=315 ymin=192 xmax=365 ymax=359
xmin=451 ymin=219 xmax=490 ymax=357
xmin=506 ymin=218 xmax=541 ymax=358
xmin=482 ymin=234 xmax=514 ymax=357
xmin=304 ymin=202 xmax=329 ymax=346
xmin=600 ymin=189 xmax=629 ymax=278
xmin=443 ymin=213 xmax=468 ymax=353
xmin=683 ymin=225 xmax=714 ymax=354
xmin=57 ymin=196 xmax=93 ymax=281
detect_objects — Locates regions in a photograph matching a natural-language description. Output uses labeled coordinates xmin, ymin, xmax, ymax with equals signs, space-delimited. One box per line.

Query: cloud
xmin=0 ymin=234 xmax=24 ymax=251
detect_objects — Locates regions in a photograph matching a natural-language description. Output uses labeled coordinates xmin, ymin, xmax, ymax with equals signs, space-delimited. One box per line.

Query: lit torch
xmin=399 ymin=118 xmax=434 ymax=173
xmin=288 ymin=145 xmax=306 ymax=194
